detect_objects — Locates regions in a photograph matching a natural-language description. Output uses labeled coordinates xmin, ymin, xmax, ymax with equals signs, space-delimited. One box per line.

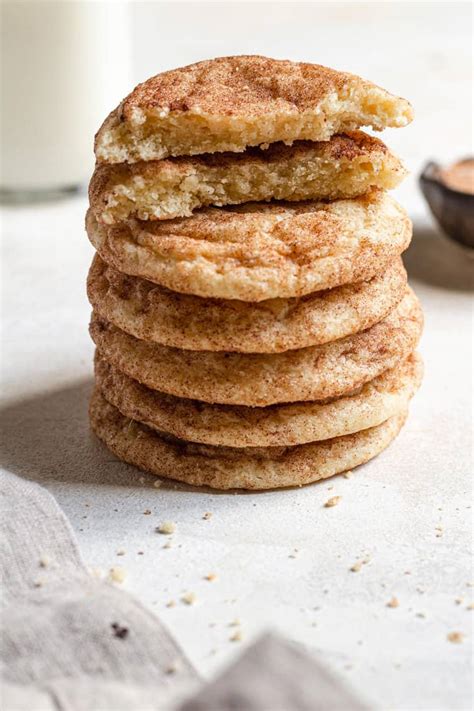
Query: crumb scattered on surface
xmin=166 ymin=600 xmax=176 ymax=608
xmin=202 ymin=512 xmax=212 ymax=520
xmin=387 ymin=596 xmax=399 ymax=608
xmin=325 ymin=495 xmax=342 ymax=508
xmin=157 ymin=522 xmax=175 ymax=535
xmin=39 ymin=555 xmax=50 ymax=568
xmin=143 ymin=509 xmax=152 ymax=515
xmin=350 ymin=557 xmax=370 ymax=572
xmin=111 ymin=622 xmax=129 ymax=639
xmin=181 ymin=592 xmax=196 ymax=605
xmin=108 ymin=566 xmax=126 ymax=584
xmin=447 ymin=631 xmax=464 ymax=644
xmin=229 ymin=618 xmax=240 ymax=627
xmin=343 ymin=470 xmax=353 ymax=479
xmin=455 ymin=597 xmax=464 ymax=605
xmin=204 ymin=573 xmax=217 ymax=581
xmin=166 ymin=659 xmax=180 ymax=674
xmin=33 ymin=579 xmax=43 ymax=588
xmin=230 ymin=629 xmax=242 ymax=642
xmin=116 ymin=549 xmax=126 ymax=557
xmin=153 ymin=479 xmax=163 ymax=488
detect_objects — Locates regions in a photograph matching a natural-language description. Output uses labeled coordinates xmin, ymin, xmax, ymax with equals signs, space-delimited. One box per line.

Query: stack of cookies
xmin=86 ymin=56 xmax=423 ymax=490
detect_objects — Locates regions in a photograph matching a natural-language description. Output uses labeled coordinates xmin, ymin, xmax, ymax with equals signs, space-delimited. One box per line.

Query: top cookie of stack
xmin=87 ymin=56 xmax=421 ymax=490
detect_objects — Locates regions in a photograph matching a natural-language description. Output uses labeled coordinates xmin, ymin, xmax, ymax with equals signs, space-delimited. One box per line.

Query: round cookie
xmin=89 ymin=288 xmax=423 ymax=407
xmin=89 ymin=388 xmax=408 ymax=491
xmin=87 ymin=255 xmax=407 ymax=353
xmin=89 ymin=132 xmax=406 ymax=224
xmin=95 ymin=56 xmax=413 ymax=164
xmin=86 ymin=190 xmax=411 ymax=301
xmin=95 ymin=353 xmax=423 ymax=447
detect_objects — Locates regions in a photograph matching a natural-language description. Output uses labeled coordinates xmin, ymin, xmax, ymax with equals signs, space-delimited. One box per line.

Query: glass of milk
xmin=0 ymin=1 xmax=131 ymax=200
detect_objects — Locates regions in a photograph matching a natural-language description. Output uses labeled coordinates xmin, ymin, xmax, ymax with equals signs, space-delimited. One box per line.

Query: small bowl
xmin=419 ymin=158 xmax=474 ymax=248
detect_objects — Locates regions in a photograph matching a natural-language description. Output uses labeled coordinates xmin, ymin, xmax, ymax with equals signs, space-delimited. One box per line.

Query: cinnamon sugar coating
xmin=89 ymin=289 xmax=423 ymax=407
xmin=86 ymin=190 xmax=411 ymax=301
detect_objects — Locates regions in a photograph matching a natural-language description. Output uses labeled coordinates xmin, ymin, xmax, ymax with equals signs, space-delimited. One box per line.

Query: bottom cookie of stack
xmin=90 ymin=353 xmax=422 ymax=490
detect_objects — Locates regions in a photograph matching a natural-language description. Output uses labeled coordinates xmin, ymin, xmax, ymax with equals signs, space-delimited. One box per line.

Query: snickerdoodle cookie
xmin=95 ymin=56 xmax=412 ymax=163
xmin=86 ymin=190 xmax=411 ymax=301
xmin=89 ymin=388 xmax=407 ymax=490
xmin=95 ymin=352 xmax=422 ymax=447
xmin=89 ymin=288 xmax=423 ymax=406
xmin=87 ymin=255 xmax=407 ymax=353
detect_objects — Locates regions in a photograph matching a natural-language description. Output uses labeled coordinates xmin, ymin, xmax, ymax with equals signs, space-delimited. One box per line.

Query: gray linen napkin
xmin=180 ymin=632 xmax=369 ymax=711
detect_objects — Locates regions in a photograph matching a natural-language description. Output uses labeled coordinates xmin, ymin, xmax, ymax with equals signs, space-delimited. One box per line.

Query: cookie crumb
xmin=204 ymin=573 xmax=217 ymax=582
xmin=33 ymin=579 xmax=43 ymax=588
xmin=166 ymin=600 xmax=176 ymax=608
xmin=153 ymin=479 xmax=162 ymax=488
xmin=165 ymin=659 xmax=179 ymax=674
xmin=230 ymin=629 xmax=242 ymax=642
xmin=108 ymin=566 xmax=126 ymax=584
xmin=181 ymin=592 xmax=196 ymax=605
xmin=324 ymin=496 xmax=342 ymax=508
xmin=229 ymin=618 xmax=241 ymax=627
xmin=350 ymin=557 xmax=370 ymax=573
xmin=143 ymin=509 xmax=152 ymax=515
xmin=387 ymin=596 xmax=399 ymax=608
xmin=466 ymin=603 xmax=474 ymax=610
xmin=343 ymin=470 xmax=353 ymax=479
xmin=116 ymin=549 xmax=126 ymax=557
xmin=157 ymin=521 xmax=175 ymax=535
xmin=202 ymin=512 xmax=212 ymax=520
xmin=447 ymin=631 xmax=464 ymax=644
xmin=39 ymin=555 xmax=50 ymax=568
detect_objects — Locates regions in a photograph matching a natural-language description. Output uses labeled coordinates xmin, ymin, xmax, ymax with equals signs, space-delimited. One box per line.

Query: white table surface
xmin=2 ymin=4 xmax=473 ymax=707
